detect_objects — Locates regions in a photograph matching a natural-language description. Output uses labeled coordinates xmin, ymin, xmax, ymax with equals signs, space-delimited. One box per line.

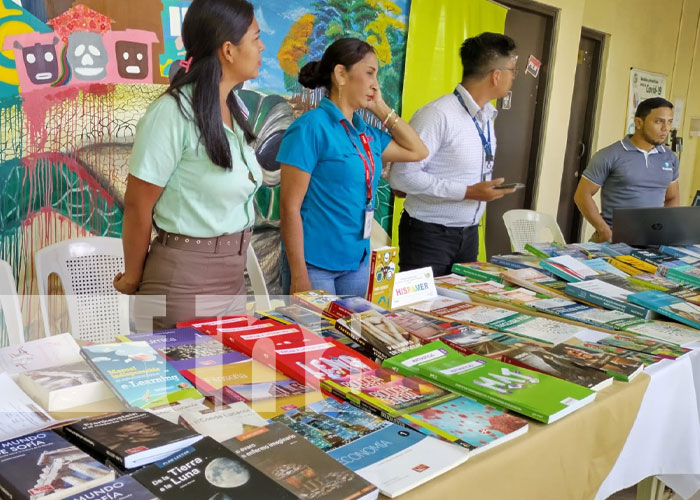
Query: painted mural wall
xmin=0 ymin=0 xmax=410 ymax=340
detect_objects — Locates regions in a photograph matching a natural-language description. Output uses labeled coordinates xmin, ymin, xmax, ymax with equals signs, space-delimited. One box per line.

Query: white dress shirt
xmin=390 ymin=84 xmax=498 ymax=227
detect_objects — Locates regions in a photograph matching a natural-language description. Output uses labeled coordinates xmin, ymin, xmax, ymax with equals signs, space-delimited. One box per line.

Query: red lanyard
xmin=341 ymin=121 xmax=375 ymax=205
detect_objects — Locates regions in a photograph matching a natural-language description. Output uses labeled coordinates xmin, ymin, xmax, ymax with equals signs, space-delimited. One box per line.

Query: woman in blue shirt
xmin=277 ymin=38 xmax=428 ymax=296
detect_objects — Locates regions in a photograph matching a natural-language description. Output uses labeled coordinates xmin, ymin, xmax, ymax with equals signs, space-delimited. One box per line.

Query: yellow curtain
xmin=392 ymin=0 xmax=508 ymax=262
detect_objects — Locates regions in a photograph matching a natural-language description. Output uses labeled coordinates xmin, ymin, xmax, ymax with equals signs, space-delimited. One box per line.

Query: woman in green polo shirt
xmin=113 ymin=0 xmax=264 ymax=330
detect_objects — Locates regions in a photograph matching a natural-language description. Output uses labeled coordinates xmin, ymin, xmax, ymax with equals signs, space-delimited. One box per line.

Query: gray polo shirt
xmin=581 ymin=135 xmax=679 ymax=226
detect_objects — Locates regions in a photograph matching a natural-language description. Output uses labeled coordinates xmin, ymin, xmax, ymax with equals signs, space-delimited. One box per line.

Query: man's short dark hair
xmin=635 ymin=97 xmax=673 ymax=120
xmin=460 ymin=32 xmax=517 ymax=81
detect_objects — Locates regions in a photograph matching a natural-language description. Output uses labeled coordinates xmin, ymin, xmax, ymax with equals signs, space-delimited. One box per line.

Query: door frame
xmin=496 ymin=0 xmax=557 ymax=211
xmin=569 ymin=27 xmax=606 ymax=242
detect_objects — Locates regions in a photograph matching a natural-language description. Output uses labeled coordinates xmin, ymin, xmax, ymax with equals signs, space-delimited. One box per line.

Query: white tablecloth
xmin=595 ymin=349 xmax=700 ymax=500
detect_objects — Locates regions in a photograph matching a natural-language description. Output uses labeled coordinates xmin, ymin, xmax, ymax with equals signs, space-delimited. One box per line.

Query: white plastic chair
xmin=0 ymin=259 xmax=25 ymax=346
xmin=502 ymin=209 xmax=566 ymax=252
xmin=35 ymin=237 xmax=129 ymax=343
xmin=246 ymin=244 xmax=271 ymax=310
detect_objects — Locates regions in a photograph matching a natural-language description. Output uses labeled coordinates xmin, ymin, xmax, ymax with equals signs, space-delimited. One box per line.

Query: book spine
xmin=0 ymin=473 xmax=23 ymax=500
xmin=540 ymin=262 xmax=579 ymax=282
xmin=366 ymin=251 xmax=379 ymax=301
xmin=334 ymin=321 xmax=388 ymax=362
xmin=666 ymin=268 xmax=700 ymax=288
xmin=491 ymin=256 xmax=526 ymax=270
xmin=525 ymin=245 xmax=550 ymax=259
xmin=63 ymin=425 xmax=125 ymax=468
xmin=564 ymin=286 xmax=649 ymax=318
xmin=451 ymin=264 xmax=501 ymax=283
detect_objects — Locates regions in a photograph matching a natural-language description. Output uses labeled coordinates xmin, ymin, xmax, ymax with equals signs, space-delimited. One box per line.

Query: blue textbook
xmin=81 ymin=341 xmax=203 ymax=409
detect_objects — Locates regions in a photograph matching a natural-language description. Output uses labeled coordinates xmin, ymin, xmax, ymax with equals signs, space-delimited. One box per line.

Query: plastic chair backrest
xmin=502 ymin=209 xmax=567 ymax=252
xmin=0 ymin=259 xmax=25 ymax=346
xmin=246 ymin=244 xmax=271 ymax=310
xmin=35 ymin=237 xmax=128 ymax=343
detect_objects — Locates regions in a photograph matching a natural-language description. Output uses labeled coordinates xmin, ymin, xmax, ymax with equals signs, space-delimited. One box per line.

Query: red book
xmin=202 ymin=318 xmax=378 ymax=388
xmin=176 ymin=315 xmax=249 ymax=329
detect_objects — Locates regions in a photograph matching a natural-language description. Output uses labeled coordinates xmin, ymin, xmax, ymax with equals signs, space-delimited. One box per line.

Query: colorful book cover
xmin=292 ymin=290 xmax=345 ymax=319
xmin=176 ymin=315 xmax=249 ymax=329
xmin=565 ymin=279 xmax=652 ymax=318
xmin=383 ymin=341 xmax=596 ymax=424
xmin=367 ymin=246 xmax=399 ymax=308
xmin=549 ymin=342 xmax=643 ymax=381
xmin=665 ymin=265 xmax=700 ymax=288
xmin=622 ymin=320 xmax=700 ymax=347
xmin=0 ymin=431 xmax=114 ymax=500
xmin=179 ymin=403 xmax=268 ymax=443
xmin=487 ymin=315 xmax=586 ymax=345
xmin=206 ymin=319 xmax=379 ymax=388
xmin=397 ymin=396 xmax=529 ymax=455
xmin=524 ymin=242 xmax=561 ymax=259
xmin=562 ymin=337 xmax=662 ymax=367
xmin=133 ymin=437 xmax=297 ymax=499
xmin=612 ymin=255 xmax=657 ymax=274
xmin=328 ymin=296 xmax=388 ymax=319
xmin=451 ymin=262 xmax=507 ymax=283
xmin=181 ymin=356 xmax=321 ymax=418
xmin=321 ymin=367 xmax=457 ymax=417
xmin=599 ymin=242 xmax=634 ymax=257
xmin=668 ymin=286 xmax=700 ymax=307
xmin=500 ymin=268 xmax=565 ymax=298
xmin=490 ymin=253 xmax=544 ymax=271
xmin=81 ymin=342 xmax=203 ymax=409
xmin=63 ymin=412 xmax=202 ymax=469
xmin=222 ymin=422 xmax=377 ymax=500
xmin=597 ymin=332 xmax=690 ymax=359
xmin=540 ymin=255 xmax=599 ymax=282
xmin=335 ymin=310 xmax=421 ymax=360
xmin=502 ymin=346 xmax=613 ymax=391
xmin=383 ymin=309 xmax=473 ymax=343
xmin=118 ymin=327 xmax=248 ymax=371
xmin=627 ymin=290 xmax=700 ymax=331
xmin=63 ymin=476 xmax=156 ymax=500
xmin=626 ymin=272 xmax=682 ymax=292
xmin=271 ymin=398 xmax=469 ymax=498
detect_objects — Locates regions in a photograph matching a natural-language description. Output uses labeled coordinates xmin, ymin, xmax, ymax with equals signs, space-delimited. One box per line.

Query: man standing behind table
xmin=574 ymin=97 xmax=679 ymax=243
xmin=389 ymin=32 xmax=518 ymax=277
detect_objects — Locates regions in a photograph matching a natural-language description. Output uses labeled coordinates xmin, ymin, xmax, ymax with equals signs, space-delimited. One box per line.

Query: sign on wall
xmin=626 ymin=68 xmax=667 ymax=135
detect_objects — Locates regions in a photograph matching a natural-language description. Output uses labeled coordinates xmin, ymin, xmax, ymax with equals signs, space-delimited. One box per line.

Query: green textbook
xmin=383 ymin=341 xmax=596 ymax=424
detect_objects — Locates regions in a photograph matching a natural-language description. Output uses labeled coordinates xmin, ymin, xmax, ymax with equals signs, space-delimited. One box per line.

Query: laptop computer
xmin=612 ymin=206 xmax=700 ymax=246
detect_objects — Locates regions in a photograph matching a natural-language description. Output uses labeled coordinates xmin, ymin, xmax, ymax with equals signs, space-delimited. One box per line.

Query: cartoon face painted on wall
xmin=115 ymin=40 xmax=149 ymax=79
xmin=68 ymin=32 xmax=109 ymax=81
xmin=14 ymin=37 xmax=60 ymax=85
xmin=103 ymin=30 xmax=159 ymax=83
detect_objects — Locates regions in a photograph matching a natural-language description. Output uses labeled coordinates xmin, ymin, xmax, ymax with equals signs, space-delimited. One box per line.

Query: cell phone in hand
xmin=494 ymin=182 xmax=526 ymax=190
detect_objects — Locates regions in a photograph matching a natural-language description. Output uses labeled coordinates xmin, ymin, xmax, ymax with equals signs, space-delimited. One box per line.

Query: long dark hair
xmin=166 ymin=0 xmax=256 ymax=170
xmin=298 ymin=38 xmax=375 ymax=91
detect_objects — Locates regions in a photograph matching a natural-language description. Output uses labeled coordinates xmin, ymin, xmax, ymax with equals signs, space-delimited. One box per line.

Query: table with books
xmin=3 ymin=244 xmax=700 ymax=500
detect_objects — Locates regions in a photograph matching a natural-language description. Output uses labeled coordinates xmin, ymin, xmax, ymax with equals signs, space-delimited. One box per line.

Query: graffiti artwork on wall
xmin=0 ymin=0 xmax=410 ymax=341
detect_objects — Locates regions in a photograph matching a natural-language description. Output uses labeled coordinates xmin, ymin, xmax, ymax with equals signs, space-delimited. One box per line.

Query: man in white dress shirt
xmin=390 ymin=32 xmax=518 ymax=276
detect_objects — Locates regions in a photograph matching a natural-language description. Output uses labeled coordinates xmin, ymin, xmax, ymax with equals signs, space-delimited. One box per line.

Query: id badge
xmin=363 ymin=207 xmax=374 ymax=239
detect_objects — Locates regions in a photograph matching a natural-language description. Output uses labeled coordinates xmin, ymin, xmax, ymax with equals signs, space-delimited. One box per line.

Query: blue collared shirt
xmin=277 ymin=97 xmax=392 ymax=271
xmin=582 ymin=135 xmax=679 ymax=226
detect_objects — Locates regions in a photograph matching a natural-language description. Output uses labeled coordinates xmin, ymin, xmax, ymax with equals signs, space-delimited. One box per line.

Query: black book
xmin=222 ymin=422 xmax=378 ymax=500
xmin=62 ymin=476 xmax=156 ymax=500
xmin=63 ymin=412 xmax=202 ymax=470
xmin=133 ymin=436 xmax=298 ymax=499
xmin=0 ymin=431 xmax=114 ymax=500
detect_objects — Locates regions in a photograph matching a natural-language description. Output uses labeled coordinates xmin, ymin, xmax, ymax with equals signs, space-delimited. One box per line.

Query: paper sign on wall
xmin=525 ymin=55 xmax=541 ymax=78
xmin=626 ymin=68 xmax=667 ymax=135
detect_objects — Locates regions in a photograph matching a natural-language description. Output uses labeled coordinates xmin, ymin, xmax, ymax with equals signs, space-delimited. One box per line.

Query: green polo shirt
xmin=129 ymin=85 xmax=262 ymax=238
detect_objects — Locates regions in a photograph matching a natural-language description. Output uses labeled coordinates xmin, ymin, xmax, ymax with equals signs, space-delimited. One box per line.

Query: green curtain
xmin=392 ymin=0 xmax=507 ymax=262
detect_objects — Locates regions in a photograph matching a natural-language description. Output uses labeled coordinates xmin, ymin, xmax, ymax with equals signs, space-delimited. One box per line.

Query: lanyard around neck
xmin=453 ymin=89 xmax=493 ymax=162
xmin=340 ymin=121 xmax=376 ymax=205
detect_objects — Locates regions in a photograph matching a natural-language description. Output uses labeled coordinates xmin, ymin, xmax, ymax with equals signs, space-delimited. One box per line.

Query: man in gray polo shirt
xmin=574 ymin=97 xmax=679 ymax=242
